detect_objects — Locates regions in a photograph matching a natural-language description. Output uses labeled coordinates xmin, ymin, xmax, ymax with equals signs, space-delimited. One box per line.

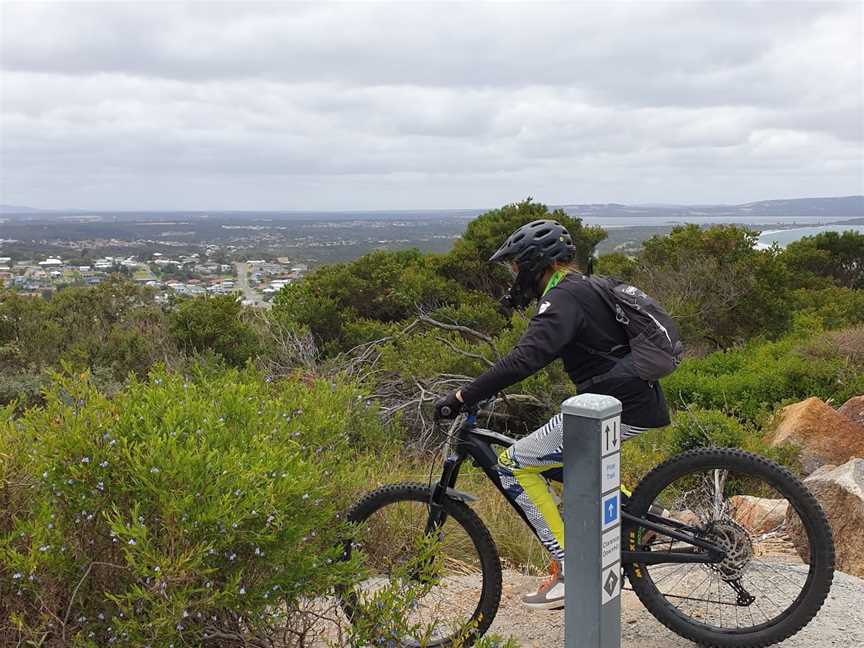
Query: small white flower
xmin=81 ymin=457 xmax=90 ymax=464
xmin=128 ymin=539 xmax=136 ymax=546
xmin=12 ymin=572 xmax=22 ymax=580
xmin=239 ymin=586 xmax=246 ymax=595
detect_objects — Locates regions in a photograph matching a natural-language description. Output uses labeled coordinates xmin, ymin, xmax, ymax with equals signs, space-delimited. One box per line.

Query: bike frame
xmin=427 ymin=412 xmax=727 ymax=567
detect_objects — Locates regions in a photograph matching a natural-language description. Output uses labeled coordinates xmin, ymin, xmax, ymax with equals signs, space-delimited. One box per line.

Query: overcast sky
xmin=1 ymin=1 xmax=862 ymax=210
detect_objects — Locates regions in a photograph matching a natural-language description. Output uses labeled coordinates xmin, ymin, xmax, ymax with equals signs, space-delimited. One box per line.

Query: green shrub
xmin=0 ymin=371 xmax=46 ymax=411
xmin=667 ymin=407 xmax=748 ymax=454
xmin=661 ymin=329 xmax=864 ymax=424
xmin=785 ymin=230 xmax=864 ymax=289
xmin=635 ymin=224 xmax=792 ymax=348
xmin=595 ymin=252 xmax=638 ymax=281
xmin=0 ymin=278 xmax=172 ymax=379
xmin=621 ymin=408 xmax=802 ymax=488
xmin=0 ymin=366 xmax=393 ymax=646
xmin=169 ymin=293 xmax=261 ymax=366
xmin=788 ymin=286 xmax=864 ymax=329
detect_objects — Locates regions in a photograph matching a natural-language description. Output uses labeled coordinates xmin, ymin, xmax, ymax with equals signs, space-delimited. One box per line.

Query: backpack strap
xmin=570 ymin=339 xmax=629 ymax=362
xmin=576 ymin=353 xmax=632 ymax=391
xmin=569 ymin=274 xmax=631 ymax=359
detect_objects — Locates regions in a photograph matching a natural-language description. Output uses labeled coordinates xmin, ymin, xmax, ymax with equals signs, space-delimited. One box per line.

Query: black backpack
xmin=577 ymin=274 xmax=684 ymax=387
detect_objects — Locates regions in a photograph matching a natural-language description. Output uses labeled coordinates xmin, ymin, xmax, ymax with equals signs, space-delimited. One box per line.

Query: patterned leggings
xmin=495 ymin=413 xmax=646 ymax=562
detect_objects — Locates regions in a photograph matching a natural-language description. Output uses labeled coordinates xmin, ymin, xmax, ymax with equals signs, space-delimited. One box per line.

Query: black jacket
xmin=459 ymin=273 xmax=671 ymax=428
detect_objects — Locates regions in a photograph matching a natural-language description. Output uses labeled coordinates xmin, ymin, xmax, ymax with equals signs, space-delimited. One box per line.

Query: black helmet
xmin=490 ymin=219 xmax=575 ymax=309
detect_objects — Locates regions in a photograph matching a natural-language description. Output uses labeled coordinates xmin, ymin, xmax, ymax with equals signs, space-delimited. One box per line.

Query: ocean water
xmin=755 ymin=224 xmax=864 ymax=249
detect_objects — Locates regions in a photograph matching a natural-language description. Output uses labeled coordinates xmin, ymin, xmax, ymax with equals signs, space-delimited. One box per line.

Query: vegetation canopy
xmin=0 ymin=200 xmax=862 ymax=645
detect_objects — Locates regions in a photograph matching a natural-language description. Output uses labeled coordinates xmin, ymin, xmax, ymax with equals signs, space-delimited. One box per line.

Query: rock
xmin=786 ymin=458 xmax=864 ymax=578
xmin=729 ymin=495 xmax=789 ymax=535
xmin=764 ymin=397 xmax=864 ymax=474
xmin=670 ymin=509 xmax=700 ymax=527
xmin=839 ymin=395 xmax=864 ymax=427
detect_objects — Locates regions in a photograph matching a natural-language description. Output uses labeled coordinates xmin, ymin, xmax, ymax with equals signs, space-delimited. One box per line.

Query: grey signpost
xmin=562 ymin=394 xmax=623 ymax=648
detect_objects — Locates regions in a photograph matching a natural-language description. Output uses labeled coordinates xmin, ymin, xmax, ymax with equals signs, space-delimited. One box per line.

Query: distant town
xmin=0 ymin=249 xmax=307 ymax=307
xmin=1 ymin=198 xmax=861 ymax=304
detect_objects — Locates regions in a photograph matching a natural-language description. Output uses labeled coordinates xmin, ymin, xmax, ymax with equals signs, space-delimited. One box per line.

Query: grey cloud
xmin=0 ymin=1 xmax=861 ymax=210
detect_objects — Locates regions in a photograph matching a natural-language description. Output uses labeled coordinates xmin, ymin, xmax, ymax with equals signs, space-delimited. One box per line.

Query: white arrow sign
xmin=601 ymin=416 xmax=621 ymax=457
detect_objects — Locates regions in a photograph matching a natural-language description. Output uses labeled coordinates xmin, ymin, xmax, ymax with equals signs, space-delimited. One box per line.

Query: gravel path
xmin=490 ymin=569 xmax=864 ymax=647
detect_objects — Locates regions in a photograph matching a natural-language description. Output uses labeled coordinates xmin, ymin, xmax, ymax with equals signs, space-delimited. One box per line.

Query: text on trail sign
xmin=602 ymin=491 xmax=620 ymax=530
xmin=601 ymin=528 xmax=621 ymax=569
xmin=602 ymin=416 xmax=621 ymax=457
xmin=601 ymin=453 xmax=620 ymax=495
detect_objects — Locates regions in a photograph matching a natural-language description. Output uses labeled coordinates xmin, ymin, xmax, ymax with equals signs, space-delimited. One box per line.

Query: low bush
xmin=0 ymin=371 xmax=46 ymax=411
xmin=169 ymin=293 xmax=262 ymax=367
xmin=0 ymin=365 xmax=394 ymax=646
xmin=622 ymin=407 xmax=801 ymax=488
xmin=661 ymin=328 xmax=864 ymax=424
xmin=788 ymin=286 xmax=864 ymax=329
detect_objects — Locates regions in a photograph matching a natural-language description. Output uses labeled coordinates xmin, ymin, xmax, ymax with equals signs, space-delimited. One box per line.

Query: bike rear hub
xmin=702 ymin=519 xmax=754 ymax=581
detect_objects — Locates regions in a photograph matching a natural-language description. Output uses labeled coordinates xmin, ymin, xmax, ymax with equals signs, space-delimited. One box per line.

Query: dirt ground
xmin=490 ymin=568 xmax=864 ymax=647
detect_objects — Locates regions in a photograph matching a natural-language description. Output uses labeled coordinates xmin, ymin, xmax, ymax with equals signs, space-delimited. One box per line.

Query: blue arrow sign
xmin=603 ymin=493 xmax=619 ymax=526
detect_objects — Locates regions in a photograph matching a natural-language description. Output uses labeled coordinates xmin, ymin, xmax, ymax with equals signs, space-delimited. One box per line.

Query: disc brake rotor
xmin=702 ymin=519 xmax=754 ymax=581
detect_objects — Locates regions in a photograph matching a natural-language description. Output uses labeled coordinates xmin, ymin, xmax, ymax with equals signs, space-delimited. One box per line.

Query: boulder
xmin=729 ymin=495 xmax=788 ymax=535
xmin=786 ymin=459 xmax=864 ymax=578
xmin=764 ymin=397 xmax=864 ymax=474
xmin=839 ymin=395 xmax=864 ymax=427
xmin=670 ymin=509 xmax=700 ymax=527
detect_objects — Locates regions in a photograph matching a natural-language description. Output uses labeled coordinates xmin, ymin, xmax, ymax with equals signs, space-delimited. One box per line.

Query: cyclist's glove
xmin=434 ymin=391 xmax=463 ymax=419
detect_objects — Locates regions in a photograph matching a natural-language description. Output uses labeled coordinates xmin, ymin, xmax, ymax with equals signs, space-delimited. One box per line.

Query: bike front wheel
xmin=339 ymin=482 xmax=502 ymax=648
xmin=624 ymin=448 xmax=835 ymax=648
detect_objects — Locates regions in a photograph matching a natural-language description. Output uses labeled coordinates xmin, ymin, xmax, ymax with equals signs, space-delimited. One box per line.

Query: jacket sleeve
xmin=459 ymin=287 xmax=583 ymax=406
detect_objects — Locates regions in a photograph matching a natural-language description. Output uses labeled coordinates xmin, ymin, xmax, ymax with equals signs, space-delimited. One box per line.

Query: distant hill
xmin=0 ymin=204 xmax=50 ymax=214
xmin=2 ymin=196 xmax=861 ymax=220
xmin=559 ymin=196 xmax=864 ymax=220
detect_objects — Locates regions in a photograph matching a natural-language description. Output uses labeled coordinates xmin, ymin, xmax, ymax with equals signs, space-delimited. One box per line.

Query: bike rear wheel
xmin=623 ymin=448 xmax=835 ymax=647
xmin=339 ymin=482 xmax=502 ymax=647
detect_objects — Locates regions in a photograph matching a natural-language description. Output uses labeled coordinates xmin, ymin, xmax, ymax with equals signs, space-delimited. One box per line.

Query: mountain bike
xmin=338 ymin=405 xmax=835 ymax=647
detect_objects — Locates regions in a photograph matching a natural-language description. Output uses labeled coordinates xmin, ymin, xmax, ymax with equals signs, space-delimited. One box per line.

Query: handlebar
xmin=435 ymin=400 xmax=484 ymax=422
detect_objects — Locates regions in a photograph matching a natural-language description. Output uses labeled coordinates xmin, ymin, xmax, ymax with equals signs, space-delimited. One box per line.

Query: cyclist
xmin=435 ymin=219 xmax=671 ymax=610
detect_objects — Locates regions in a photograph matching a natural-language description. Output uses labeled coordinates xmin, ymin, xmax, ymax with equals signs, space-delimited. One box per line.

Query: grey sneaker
xmin=521 ymin=560 xmax=565 ymax=610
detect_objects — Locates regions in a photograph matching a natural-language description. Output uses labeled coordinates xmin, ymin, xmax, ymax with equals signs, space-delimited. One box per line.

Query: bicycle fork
xmin=426 ymin=452 xmax=464 ymax=534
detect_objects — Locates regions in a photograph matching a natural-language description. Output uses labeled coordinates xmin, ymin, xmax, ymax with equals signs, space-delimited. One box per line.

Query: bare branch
xmin=432 ymin=336 xmax=495 ymax=368
xmin=417 ymin=314 xmax=502 ymax=361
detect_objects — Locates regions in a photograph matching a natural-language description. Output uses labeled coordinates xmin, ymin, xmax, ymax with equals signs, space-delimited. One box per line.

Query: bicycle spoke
xmin=347 ymin=498 xmax=486 ymax=645
xmin=635 ymin=458 xmax=823 ymax=635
